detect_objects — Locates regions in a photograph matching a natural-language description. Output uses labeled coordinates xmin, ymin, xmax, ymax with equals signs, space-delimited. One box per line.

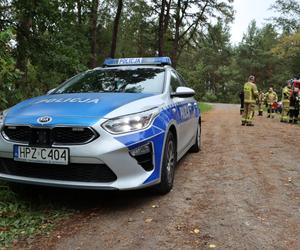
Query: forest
xmin=0 ymin=0 xmax=299 ymax=110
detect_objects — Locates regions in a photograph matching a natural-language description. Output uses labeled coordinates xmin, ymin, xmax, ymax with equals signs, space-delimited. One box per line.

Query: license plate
xmin=13 ymin=145 xmax=69 ymax=165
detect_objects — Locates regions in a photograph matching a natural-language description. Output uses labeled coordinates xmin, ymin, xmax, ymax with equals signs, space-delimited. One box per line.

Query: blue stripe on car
xmin=115 ymin=102 xmax=200 ymax=185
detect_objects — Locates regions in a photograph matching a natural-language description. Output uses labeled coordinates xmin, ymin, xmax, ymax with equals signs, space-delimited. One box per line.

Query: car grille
xmin=3 ymin=126 xmax=31 ymax=142
xmin=0 ymin=158 xmax=117 ymax=183
xmin=2 ymin=126 xmax=98 ymax=145
xmin=52 ymin=127 xmax=96 ymax=144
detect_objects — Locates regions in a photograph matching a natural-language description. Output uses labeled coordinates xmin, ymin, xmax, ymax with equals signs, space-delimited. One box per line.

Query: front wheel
xmin=190 ymin=121 xmax=201 ymax=153
xmin=154 ymin=131 xmax=177 ymax=195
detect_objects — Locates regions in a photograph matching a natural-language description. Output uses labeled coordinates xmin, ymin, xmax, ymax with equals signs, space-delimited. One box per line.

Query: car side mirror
xmin=47 ymin=88 xmax=55 ymax=95
xmin=171 ymin=87 xmax=195 ymax=98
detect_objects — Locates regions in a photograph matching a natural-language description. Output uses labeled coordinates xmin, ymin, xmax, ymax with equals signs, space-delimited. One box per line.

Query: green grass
xmin=198 ymin=102 xmax=213 ymax=113
xmin=0 ymin=182 xmax=71 ymax=248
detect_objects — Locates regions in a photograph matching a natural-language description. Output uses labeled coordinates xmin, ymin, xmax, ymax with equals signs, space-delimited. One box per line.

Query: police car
xmin=0 ymin=57 xmax=201 ymax=194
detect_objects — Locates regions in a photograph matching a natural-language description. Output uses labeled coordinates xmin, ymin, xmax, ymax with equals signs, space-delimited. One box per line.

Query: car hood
xmin=4 ymin=93 xmax=155 ymax=126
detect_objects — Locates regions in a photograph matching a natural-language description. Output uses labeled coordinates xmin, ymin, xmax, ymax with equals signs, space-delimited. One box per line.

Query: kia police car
xmin=0 ymin=57 xmax=201 ymax=194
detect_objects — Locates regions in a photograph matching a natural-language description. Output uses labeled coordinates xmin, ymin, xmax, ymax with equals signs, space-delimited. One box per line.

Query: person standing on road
xmin=239 ymin=90 xmax=244 ymax=115
xmin=289 ymin=87 xmax=299 ymax=123
xmin=280 ymin=81 xmax=292 ymax=122
xmin=265 ymin=86 xmax=278 ymax=118
xmin=242 ymin=75 xmax=258 ymax=126
xmin=257 ymin=90 xmax=264 ymax=116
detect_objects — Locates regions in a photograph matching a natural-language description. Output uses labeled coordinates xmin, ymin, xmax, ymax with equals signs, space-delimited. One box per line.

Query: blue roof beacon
xmin=103 ymin=57 xmax=172 ymax=67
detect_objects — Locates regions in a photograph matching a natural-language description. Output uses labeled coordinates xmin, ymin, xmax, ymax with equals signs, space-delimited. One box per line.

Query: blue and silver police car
xmin=0 ymin=57 xmax=201 ymax=194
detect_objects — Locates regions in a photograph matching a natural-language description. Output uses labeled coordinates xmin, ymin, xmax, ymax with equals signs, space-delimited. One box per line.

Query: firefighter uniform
xmin=293 ymin=79 xmax=300 ymax=89
xmin=265 ymin=89 xmax=278 ymax=118
xmin=242 ymin=81 xmax=258 ymax=126
xmin=239 ymin=90 xmax=244 ymax=115
xmin=281 ymin=85 xmax=291 ymax=122
xmin=257 ymin=91 xmax=264 ymax=116
xmin=289 ymin=88 xmax=299 ymax=123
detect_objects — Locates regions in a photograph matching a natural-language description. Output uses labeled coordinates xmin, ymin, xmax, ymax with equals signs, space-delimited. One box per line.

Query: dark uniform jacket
xmin=290 ymin=90 xmax=300 ymax=110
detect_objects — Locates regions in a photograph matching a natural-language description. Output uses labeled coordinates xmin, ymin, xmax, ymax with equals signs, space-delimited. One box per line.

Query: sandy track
xmin=25 ymin=104 xmax=300 ymax=250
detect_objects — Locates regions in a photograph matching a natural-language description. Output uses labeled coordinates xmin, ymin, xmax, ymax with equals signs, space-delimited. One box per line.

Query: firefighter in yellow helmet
xmin=280 ymin=81 xmax=292 ymax=122
xmin=242 ymin=75 xmax=258 ymax=126
xmin=265 ymin=86 xmax=278 ymax=118
xmin=257 ymin=90 xmax=264 ymax=116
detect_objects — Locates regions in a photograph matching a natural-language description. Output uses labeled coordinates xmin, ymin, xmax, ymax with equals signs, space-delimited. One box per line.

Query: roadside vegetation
xmin=0 ymin=182 xmax=71 ymax=248
xmin=0 ymin=0 xmax=299 ymax=110
xmin=199 ymin=103 xmax=213 ymax=113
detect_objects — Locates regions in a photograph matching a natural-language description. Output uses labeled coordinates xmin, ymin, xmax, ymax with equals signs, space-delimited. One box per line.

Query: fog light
xmin=129 ymin=142 xmax=154 ymax=171
xmin=130 ymin=142 xmax=152 ymax=156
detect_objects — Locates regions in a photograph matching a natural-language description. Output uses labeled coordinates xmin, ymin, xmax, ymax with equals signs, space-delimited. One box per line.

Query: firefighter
xmin=257 ymin=90 xmax=264 ymax=116
xmin=293 ymin=77 xmax=300 ymax=89
xmin=239 ymin=90 xmax=244 ymax=115
xmin=264 ymin=86 xmax=278 ymax=118
xmin=280 ymin=81 xmax=292 ymax=122
xmin=289 ymin=87 xmax=299 ymax=123
xmin=242 ymin=75 xmax=258 ymax=126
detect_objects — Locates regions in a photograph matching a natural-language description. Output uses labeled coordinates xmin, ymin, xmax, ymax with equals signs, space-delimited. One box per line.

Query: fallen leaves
xmin=145 ymin=218 xmax=153 ymax=223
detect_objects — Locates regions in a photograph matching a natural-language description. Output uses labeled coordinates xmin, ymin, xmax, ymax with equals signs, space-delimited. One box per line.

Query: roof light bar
xmin=103 ymin=57 xmax=172 ymax=67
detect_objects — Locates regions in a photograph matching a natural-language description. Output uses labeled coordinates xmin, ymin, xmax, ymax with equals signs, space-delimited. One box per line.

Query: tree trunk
xmin=89 ymin=0 xmax=99 ymax=68
xmin=171 ymin=0 xmax=181 ymax=68
xmin=77 ymin=0 xmax=82 ymax=25
xmin=158 ymin=0 xmax=166 ymax=56
xmin=110 ymin=0 xmax=123 ymax=58
xmin=15 ymin=0 xmax=33 ymax=82
xmin=163 ymin=0 xmax=172 ymax=34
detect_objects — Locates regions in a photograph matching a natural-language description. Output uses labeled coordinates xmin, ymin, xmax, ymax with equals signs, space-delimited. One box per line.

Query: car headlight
xmin=0 ymin=109 xmax=8 ymax=124
xmin=102 ymin=108 xmax=159 ymax=134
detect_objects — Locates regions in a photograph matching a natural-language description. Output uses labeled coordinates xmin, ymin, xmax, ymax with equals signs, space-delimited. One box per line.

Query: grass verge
xmin=199 ymin=102 xmax=213 ymax=113
xmin=0 ymin=182 xmax=71 ymax=248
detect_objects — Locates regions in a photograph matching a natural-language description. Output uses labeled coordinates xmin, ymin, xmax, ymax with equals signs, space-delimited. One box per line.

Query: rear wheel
xmin=190 ymin=121 xmax=201 ymax=153
xmin=154 ymin=131 xmax=176 ymax=195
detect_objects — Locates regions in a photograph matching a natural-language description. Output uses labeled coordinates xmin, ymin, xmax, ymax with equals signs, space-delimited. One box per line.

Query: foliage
xmin=271 ymin=0 xmax=300 ymax=33
xmin=272 ymin=28 xmax=300 ymax=76
xmin=0 ymin=29 xmax=21 ymax=110
xmin=199 ymin=102 xmax=213 ymax=113
xmin=0 ymin=182 xmax=70 ymax=248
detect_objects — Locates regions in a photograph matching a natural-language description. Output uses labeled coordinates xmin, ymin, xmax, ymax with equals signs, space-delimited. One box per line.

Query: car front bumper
xmin=0 ymin=124 xmax=166 ymax=190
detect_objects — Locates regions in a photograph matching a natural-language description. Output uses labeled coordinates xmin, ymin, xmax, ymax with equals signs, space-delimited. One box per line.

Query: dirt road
xmin=27 ymin=104 xmax=300 ymax=250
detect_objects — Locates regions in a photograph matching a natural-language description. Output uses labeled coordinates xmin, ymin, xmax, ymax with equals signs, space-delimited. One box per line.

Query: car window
xmin=55 ymin=68 xmax=165 ymax=94
xmin=176 ymin=72 xmax=187 ymax=86
xmin=170 ymin=71 xmax=182 ymax=92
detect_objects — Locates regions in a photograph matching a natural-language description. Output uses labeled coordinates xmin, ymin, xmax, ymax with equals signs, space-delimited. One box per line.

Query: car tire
xmin=190 ymin=120 xmax=201 ymax=153
xmin=154 ymin=131 xmax=177 ymax=195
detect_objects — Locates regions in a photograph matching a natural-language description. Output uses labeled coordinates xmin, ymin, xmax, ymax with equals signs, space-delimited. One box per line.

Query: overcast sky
xmin=230 ymin=0 xmax=278 ymax=44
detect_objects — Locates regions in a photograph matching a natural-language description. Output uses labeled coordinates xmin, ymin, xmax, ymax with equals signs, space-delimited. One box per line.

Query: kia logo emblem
xmin=37 ymin=116 xmax=52 ymax=124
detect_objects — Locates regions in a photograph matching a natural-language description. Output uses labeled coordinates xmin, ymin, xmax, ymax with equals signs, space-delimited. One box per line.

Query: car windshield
xmin=54 ymin=68 xmax=165 ymax=94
